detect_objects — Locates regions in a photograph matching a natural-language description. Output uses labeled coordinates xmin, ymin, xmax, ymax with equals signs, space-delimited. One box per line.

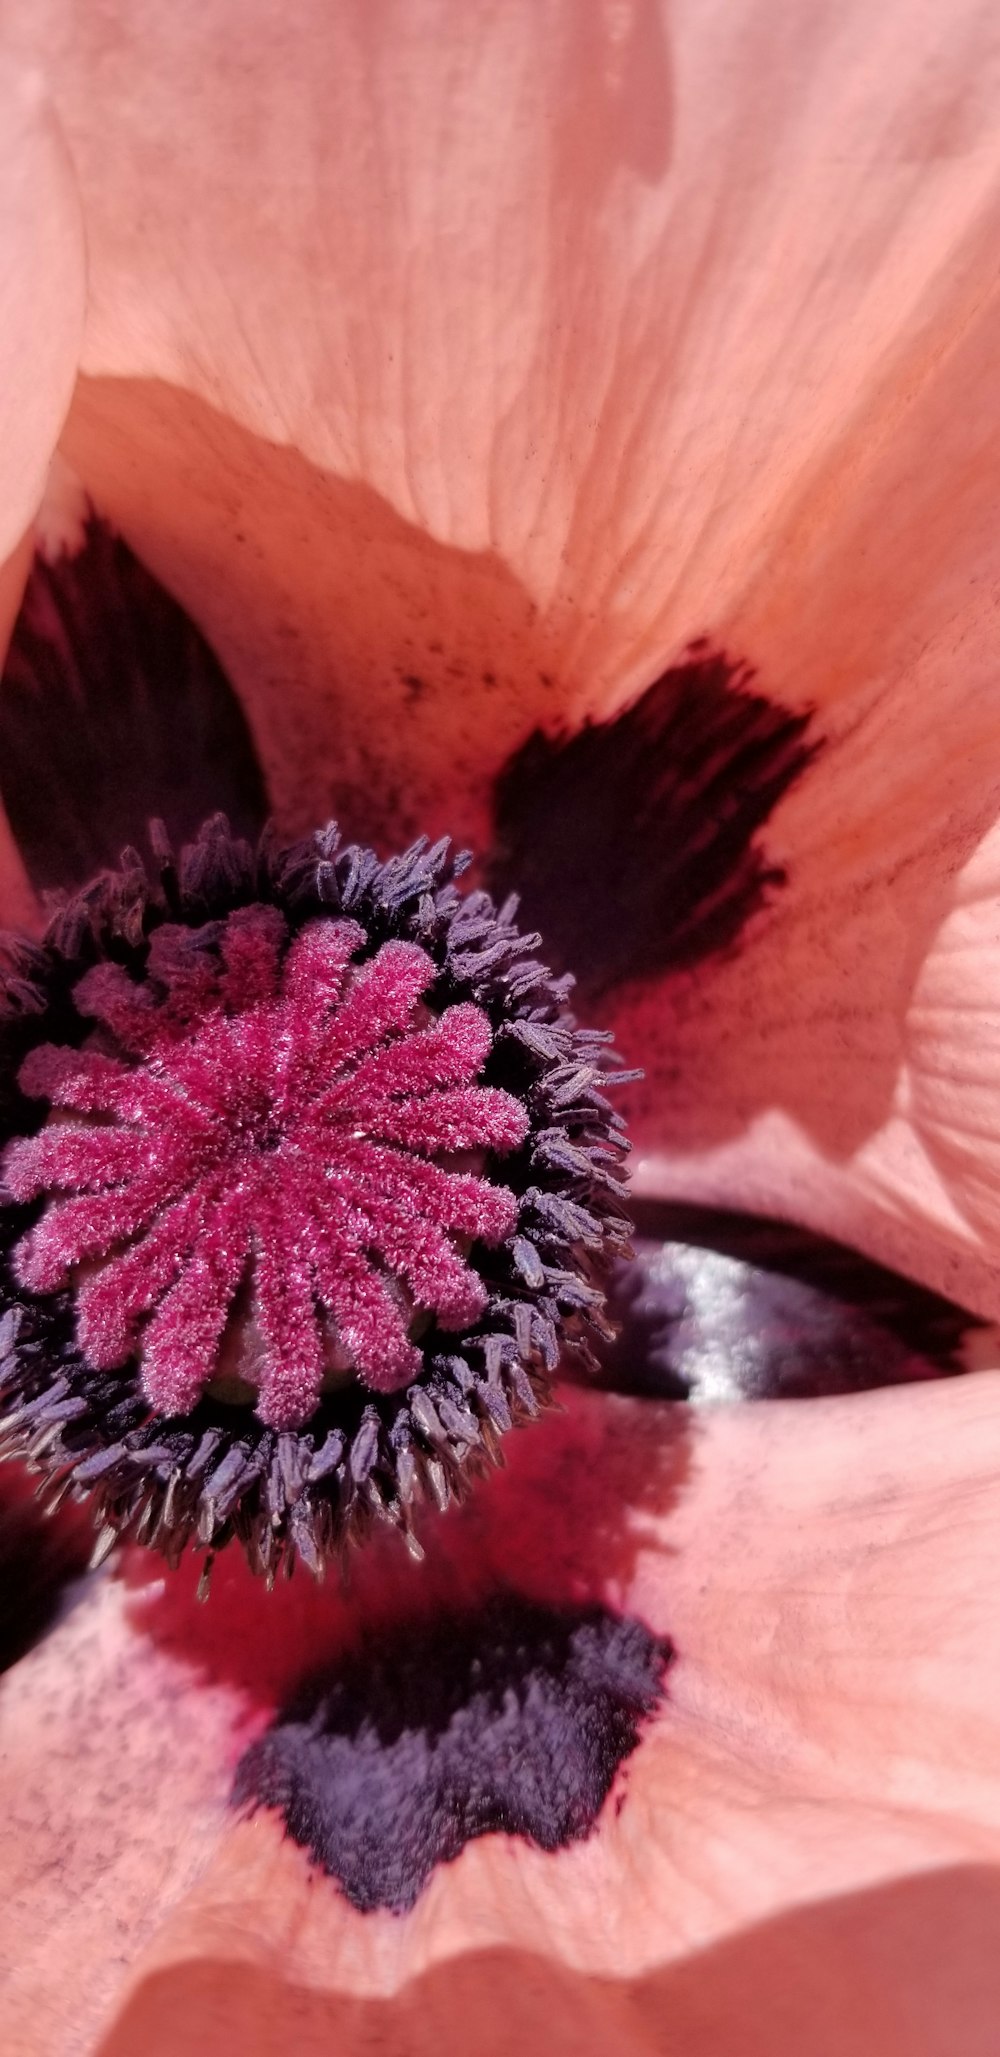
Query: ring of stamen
xmin=0 ymin=816 xmax=637 ymax=1583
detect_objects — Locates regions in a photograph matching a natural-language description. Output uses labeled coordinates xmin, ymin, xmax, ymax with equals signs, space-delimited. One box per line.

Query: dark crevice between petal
xmin=233 ymin=1596 xmax=671 ymax=1913
xmin=487 ymin=643 xmax=817 ymax=1000
xmin=0 ymin=1466 xmax=93 ymax=1673
xmin=0 ymin=518 xmax=268 ymax=894
xmin=589 ymin=1201 xmax=981 ymax=1402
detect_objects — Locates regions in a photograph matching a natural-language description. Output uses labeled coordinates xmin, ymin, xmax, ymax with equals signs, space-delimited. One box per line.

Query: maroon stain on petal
xmin=233 ymin=1596 xmax=671 ymax=1913
xmin=487 ymin=646 xmax=817 ymax=1000
xmin=590 ymin=1202 xmax=979 ymax=1403
xmin=0 ymin=519 xmax=268 ymax=893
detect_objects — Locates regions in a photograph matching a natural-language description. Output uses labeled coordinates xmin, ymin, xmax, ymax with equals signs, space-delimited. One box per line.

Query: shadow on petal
xmin=0 ymin=1463 xmax=92 ymax=1673
xmin=0 ymin=518 xmax=268 ymax=892
xmin=62 ymin=377 xmax=573 ymax=859
xmin=122 ymin=1394 xmax=695 ymax=1711
xmin=96 ymin=1864 xmax=1000 ymax=2057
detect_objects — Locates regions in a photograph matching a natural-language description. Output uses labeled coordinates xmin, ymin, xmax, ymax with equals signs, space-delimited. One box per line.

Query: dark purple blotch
xmin=0 ymin=519 xmax=268 ymax=893
xmin=0 ymin=1478 xmax=92 ymax=1672
xmin=233 ymin=1597 xmax=671 ymax=1912
xmin=488 ymin=645 xmax=817 ymax=999
xmin=592 ymin=1202 xmax=978 ymax=1402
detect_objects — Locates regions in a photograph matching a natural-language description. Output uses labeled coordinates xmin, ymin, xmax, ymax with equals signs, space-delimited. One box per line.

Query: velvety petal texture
xmin=2 ymin=1378 xmax=1000 ymax=2054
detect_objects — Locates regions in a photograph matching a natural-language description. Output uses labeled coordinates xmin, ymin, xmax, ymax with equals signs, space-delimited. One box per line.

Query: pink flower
xmin=2 ymin=4 xmax=1000 ymax=2051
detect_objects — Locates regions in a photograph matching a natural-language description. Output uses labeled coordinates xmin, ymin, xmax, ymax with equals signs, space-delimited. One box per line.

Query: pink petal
xmin=1 ymin=1 xmax=993 ymax=851
xmin=12 ymin=1170 xmax=181 ymax=1290
xmin=3 ymin=1379 xmax=1000 ymax=2052
xmin=361 ymin=1084 xmax=529 ymax=1156
xmin=8 ymin=0 xmax=1000 ymax=1309
xmin=317 ymin=942 xmax=435 ymax=1074
xmin=3 ymin=1121 xmax=151 ymax=1200
xmin=280 ymin=918 xmax=365 ymax=1026
xmin=303 ymin=1190 xmax=422 ymax=1393
xmin=0 ymin=58 xmax=84 ymax=569
xmin=349 ymin=1193 xmax=487 ymax=1329
xmin=73 ymin=963 xmax=162 ymax=1056
xmin=217 ymin=904 xmax=287 ymax=1012
xmin=626 ymin=734 xmax=1000 ymax=1319
xmin=76 ymin=1181 xmax=218 ymax=1368
xmin=17 ymin=1042 xmax=132 ymax=1114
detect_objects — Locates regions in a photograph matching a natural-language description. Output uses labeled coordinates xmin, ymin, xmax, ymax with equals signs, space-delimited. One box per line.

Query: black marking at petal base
xmin=0 ymin=817 xmax=635 ymax=1581
xmin=487 ymin=645 xmax=817 ymax=999
xmin=233 ymin=1597 xmax=671 ymax=1912
xmin=0 ymin=519 xmax=268 ymax=893
xmin=589 ymin=1202 xmax=978 ymax=1403
xmin=0 ymin=1473 xmax=92 ymax=1672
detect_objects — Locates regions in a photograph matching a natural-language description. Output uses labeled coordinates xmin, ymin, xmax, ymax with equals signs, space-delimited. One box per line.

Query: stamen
xmin=0 ymin=817 xmax=637 ymax=1580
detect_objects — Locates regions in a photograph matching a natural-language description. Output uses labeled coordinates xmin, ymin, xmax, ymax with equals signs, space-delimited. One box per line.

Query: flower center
xmin=4 ymin=906 xmax=528 ymax=1430
xmin=0 ymin=818 xmax=636 ymax=1580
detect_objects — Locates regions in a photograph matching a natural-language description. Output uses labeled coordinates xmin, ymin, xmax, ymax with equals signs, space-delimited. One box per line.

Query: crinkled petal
xmin=2 ymin=1381 xmax=1000 ymax=2052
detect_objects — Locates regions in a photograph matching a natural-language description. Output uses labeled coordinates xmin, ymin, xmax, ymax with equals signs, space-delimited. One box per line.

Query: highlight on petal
xmin=0 ymin=1572 xmax=240 ymax=2051
xmin=907 ymin=829 xmax=1000 ymax=1253
xmin=0 ymin=58 xmax=84 ymax=567
xmin=595 ymin=1204 xmax=980 ymax=1402
xmin=2 ymin=1378 xmax=1000 ymax=2053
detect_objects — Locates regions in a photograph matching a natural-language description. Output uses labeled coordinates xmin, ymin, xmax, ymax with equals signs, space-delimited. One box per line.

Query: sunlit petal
xmin=2 ymin=1 xmax=995 ymax=843
xmin=634 ymin=232 xmax=1000 ymax=1313
xmin=629 ymin=677 xmax=1000 ymax=1318
xmin=2 ymin=1379 xmax=999 ymax=2053
xmin=0 ymin=59 xmax=84 ymax=567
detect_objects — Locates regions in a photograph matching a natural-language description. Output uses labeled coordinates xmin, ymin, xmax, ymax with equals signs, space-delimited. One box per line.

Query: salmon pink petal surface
xmin=2 ymin=0 xmax=1000 ymax=1313
xmin=1 ymin=1376 xmax=1000 ymax=2054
